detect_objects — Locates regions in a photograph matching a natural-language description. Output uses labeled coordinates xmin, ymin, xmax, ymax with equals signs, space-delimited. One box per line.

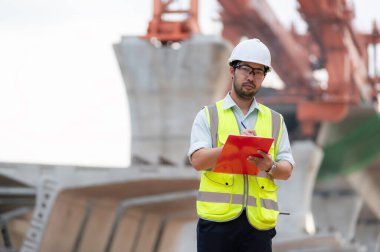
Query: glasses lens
xmin=238 ymin=65 xmax=250 ymax=75
xmin=253 ymin=69 xmax=264 ymax=78
xmin=237 ymin=65 xmax=264 ymax=78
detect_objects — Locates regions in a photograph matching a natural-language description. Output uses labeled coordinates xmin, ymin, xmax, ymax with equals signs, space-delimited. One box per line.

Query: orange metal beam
xmin=218 ymin=0 xmax=315 ymax=94
xmin=143 ymin=0 xmax=200 ymax=43
xmin=298 ymin=0 xmax=370 ymax=102
xmin=219 ymin=0 xmax=377 ymax=136
xmin=295 ymin=0 xmax=376 ymax=134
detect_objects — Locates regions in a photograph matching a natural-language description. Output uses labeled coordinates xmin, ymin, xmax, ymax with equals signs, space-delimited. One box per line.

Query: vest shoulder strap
xmin=206 ymin=103 xmax=218 ymax=148
xmin=269 ymin=108 xmax=283 ymax=156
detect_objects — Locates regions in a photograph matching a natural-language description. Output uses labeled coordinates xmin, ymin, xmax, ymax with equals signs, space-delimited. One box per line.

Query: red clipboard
xmin=214 ymin=135 xmax=274 ymax=175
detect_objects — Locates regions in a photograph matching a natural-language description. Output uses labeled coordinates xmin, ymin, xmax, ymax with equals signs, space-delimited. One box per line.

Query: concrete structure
xmin=114 ymin=35 xmax=231 ymax=165
xmin=0 ymin=164 xmax=199 ymax=252
xmin=312 ymin=179 xmax=363 ymax=241
xmin=273 ymin=112 xmax=380 ymax=251
xmin=276 ymin=140 xmax=323 ymax=239
xmin=35 ymin=170 xmax=198 ymax=252
xmin=1 ymin=35 xmax=234 ymax=252
xmin=355 ymin=205 xmax=380 ymax=252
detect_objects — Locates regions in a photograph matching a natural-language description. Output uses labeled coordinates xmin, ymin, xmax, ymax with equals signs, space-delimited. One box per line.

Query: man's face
xmin=230 ymin=61 xmax=266 ymax=100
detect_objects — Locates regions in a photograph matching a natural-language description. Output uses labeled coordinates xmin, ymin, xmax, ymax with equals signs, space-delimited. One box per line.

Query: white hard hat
xmin=228 ymin=38 xmax=271 ymax=69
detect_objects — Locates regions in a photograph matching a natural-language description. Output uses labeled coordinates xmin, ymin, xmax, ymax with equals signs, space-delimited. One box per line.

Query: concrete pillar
xmin=346 ymin=158 xmax=380 ymax=221
xmin=356 ymin=221 xmax=380 ymax=252
xmin=114 ymin=35 xmax=231 ymax=165
xmin=275 ymin=140 xmax=323 ymax=239
xmin=312 ymin=188 xmax=363 ymax=240
xmin=173 ymin=221 xmax=197 ymax=252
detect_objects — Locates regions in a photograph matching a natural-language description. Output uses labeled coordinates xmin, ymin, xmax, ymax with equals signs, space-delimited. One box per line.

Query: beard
xmin=233 ymin=79 xmax=258 ymax=100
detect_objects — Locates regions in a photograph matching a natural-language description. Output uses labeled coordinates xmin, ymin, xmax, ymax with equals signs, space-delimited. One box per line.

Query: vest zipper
xmin=243 ymin=174 xmax=248 ymax=208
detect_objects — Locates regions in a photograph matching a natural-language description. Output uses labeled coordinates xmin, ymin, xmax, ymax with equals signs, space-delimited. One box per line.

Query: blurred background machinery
xmin=1 ymin=0 xmax=380 ymax=251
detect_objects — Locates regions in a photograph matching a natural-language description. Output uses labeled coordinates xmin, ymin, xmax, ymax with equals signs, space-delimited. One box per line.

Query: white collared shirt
xmin=188 ymin=93 xmax=295 ymax=167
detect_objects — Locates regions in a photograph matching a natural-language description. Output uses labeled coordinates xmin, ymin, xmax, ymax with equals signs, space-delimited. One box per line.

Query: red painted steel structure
xmin=142 ymin=0 xmax=200 ymax=43
xmin=218 ymin=0 xmax=315 ymax=96
xmin=219 ymin=0 xmax=379 ymax=135
xmin=143 ymin=0 xmax=380 ymax=136
xmin=296 ymin=0 xmax=369 ymax=134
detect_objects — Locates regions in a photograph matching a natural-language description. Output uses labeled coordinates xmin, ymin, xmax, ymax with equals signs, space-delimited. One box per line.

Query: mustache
xmin=242 ymin=81 xmax=256 ymax=87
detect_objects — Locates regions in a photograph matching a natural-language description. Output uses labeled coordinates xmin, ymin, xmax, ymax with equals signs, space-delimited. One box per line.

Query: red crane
xmin=142 ymin=0 xmax=380 ymax=136
xmin=219 ymin=0 xmax=379 ymax=136
xmin=142 ymin=0 xmax=200 ymax=43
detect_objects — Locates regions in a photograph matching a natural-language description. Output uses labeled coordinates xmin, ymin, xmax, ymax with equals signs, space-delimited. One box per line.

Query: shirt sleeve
xmin=275 ymin=120 xmax=296 ymax=168
xmin=187 ymin=108 xmax=212 ymax=159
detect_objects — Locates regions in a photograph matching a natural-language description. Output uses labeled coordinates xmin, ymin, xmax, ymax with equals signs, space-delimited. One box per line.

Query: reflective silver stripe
xmin=231 ymin=194 xmax=244 ymax=204
xmin=198 ymin=192 xmax=278 ymax=211
xmin=197 ymin=191 xmax=244 ymax=204
xmin=247 ymin=196 xmax=257 ymax=207
xmin=207 ymin=104 xmax=218 ymax=148
xmin=260 ymin=198 xmax=279 ymax=211
xmin=248 ymin=196 xmax=278 ymax=211
xmin=271 ymin=110 xmax=281 ymax=151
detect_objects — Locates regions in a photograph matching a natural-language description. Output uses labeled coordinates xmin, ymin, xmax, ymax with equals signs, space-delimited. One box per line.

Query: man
xmin=188 ymin=38 xmax=295 ymax=252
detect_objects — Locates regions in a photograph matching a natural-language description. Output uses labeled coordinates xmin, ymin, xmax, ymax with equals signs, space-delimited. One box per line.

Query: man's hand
xmin=241 ymin=129 xmax=256 ymax=136
xmin=247 ymin=150 xmax=272 ymax=172
xmin=248 ymin=151 xmax=294 ymax=180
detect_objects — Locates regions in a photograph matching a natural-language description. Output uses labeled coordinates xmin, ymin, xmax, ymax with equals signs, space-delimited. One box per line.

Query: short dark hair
xmin=263 ymin=66 xmax=270 ymax=74
xmin=229 ymin=60 xmax=241 ymax=68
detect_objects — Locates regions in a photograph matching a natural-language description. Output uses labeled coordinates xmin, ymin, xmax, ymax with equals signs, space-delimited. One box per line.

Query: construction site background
xmin=1 ymin=0 xmax=380 ymax=252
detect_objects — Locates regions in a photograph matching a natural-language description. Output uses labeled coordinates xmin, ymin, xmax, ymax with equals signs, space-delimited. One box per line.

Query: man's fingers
xmin=241 ymin=129 xmax=257 ymax=136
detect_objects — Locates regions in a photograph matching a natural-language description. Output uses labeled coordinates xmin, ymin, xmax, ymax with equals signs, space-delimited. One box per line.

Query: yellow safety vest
xmin=196 ymin=99 xmax=283 ymax=230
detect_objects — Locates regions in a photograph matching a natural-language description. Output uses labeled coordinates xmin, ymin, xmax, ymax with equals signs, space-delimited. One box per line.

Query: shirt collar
xmin=223 ymin=93 xmax=264 ymax=115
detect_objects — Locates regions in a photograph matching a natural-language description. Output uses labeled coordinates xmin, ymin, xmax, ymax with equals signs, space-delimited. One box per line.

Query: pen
xmin=241 ymin=121 xmax=247 ymax=129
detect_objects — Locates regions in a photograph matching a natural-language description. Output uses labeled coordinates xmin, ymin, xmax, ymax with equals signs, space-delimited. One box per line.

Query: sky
xmin=0 ymin=0 xmax=379 ymax=168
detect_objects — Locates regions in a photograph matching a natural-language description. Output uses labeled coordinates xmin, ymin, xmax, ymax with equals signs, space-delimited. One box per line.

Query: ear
xmin=229 ymin=66 xmax=235 ymax=78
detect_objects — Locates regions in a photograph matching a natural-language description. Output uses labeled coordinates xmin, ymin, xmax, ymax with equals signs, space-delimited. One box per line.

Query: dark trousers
xmin=197 ymin=211 xmax=276 ymax=252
